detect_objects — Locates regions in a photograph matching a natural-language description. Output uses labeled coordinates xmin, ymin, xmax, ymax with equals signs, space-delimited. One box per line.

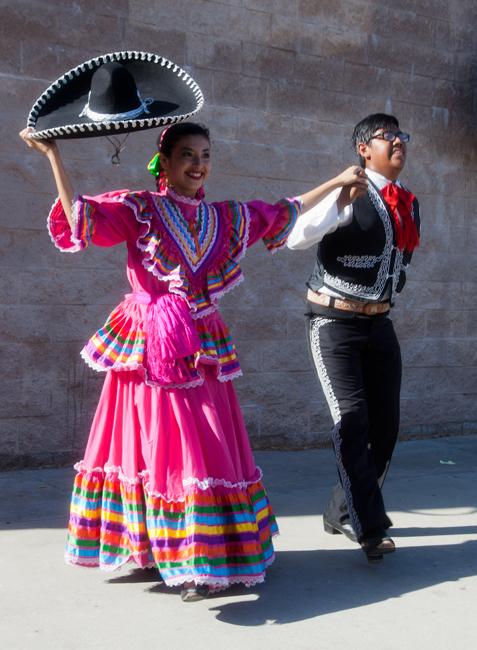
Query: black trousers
xmin=307 ymin=311 xmax=402 ymax=542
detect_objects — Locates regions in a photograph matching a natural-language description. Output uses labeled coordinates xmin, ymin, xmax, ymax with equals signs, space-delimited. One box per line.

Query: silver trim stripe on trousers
xmin=309 ymin=316 xmax=363 ymax=539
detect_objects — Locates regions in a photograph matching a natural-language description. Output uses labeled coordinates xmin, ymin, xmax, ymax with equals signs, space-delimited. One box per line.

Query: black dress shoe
xmin=360 ymin=535 xmax=395 ymax=563
xmin=323 ymin=515 xmax=358 ymax=543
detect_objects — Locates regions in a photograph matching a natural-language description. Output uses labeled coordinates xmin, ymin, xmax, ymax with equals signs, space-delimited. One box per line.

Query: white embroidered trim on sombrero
xmin=27 ymin=51 xmax=204 ymax=140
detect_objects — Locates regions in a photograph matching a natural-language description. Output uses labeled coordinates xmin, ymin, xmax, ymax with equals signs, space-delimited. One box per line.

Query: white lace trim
xmin=166 ymin=187 xmax=202 ymax=206
xmin=46 ymin=195 xmax=83 ymax=253
xmin=65 ymin=555 xmax=99 ymax=568
xmin=163 ymin=554 xmax=275 ymax=589
xmin=65 ymin=553 xmax=156 ymax=572
xmin=182 ymin=468 xmax=263 ymax=491
xmin=217 ymin=368 xmax=243 ymax=382
xmin=65 ymin=553 xmax=276 ymax=586
xmin=80 ymin=318 xmax=241 ymax=389
xmin=74 ymin=461 xmax=146 ymax=483
xmin=124 ymin=193 xmax=251 ymax=318
xmin=73 ymin=462 xmax=265 ymax=502
xmin=80 ymin=348 xmax=144 ymax=373
xmin=81 ymin=348 xmax=209 ymax=391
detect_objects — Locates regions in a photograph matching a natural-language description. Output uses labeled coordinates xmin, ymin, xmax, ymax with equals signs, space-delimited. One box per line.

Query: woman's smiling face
xmin=160 ymin=134 xmax=211 ymax=197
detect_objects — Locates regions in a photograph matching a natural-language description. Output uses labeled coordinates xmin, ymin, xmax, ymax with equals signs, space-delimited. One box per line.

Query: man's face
xmin=358 ymin=127 xmax=409 ymax=181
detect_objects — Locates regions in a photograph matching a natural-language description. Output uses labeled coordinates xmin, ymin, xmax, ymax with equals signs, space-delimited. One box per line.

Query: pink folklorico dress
xmin=48 ymin=185 xmax=300 ymax=589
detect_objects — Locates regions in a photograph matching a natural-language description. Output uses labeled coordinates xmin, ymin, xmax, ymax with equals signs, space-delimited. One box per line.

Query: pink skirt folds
xmin=65 ymin=367 xmax=278 ymax=589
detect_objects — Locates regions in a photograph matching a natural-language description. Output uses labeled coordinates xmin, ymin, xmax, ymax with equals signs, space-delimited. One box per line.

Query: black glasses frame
xmin=369 ymin=130 xmax=410 ymax=143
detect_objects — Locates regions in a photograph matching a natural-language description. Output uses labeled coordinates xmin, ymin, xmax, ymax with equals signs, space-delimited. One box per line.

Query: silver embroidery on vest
xmin=392 ymin=248 xmax=404 ymax=291
xmin=337 ymin=254 xmax=383 ymax=268
xmin=324 ymin=184 xmax=395 ymax=300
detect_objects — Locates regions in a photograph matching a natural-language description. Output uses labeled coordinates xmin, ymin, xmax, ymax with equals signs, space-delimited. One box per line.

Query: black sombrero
xmin=27 ymin=51 xmax=204 ymax=140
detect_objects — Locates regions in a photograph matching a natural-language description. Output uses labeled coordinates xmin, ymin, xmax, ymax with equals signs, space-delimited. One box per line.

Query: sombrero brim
xmin=27 ymin=51 xmax=204 ymax=140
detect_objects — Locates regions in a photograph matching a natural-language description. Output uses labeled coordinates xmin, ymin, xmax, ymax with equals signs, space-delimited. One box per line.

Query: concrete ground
xmin=1 ymin=435 xmax=476 ymax=650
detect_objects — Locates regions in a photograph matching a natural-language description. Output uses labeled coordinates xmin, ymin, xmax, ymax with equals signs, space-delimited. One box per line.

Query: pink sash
xmin=126 ymin=292 xmax=201 ymax=385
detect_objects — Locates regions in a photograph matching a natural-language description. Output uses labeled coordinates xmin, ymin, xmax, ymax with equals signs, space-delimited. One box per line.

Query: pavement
xmin=1 ymin=435 xmax=476 ymax=650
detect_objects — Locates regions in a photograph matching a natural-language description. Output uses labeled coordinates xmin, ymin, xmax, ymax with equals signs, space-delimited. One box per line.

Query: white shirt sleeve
xmin=286 ymin=188 xmax=353 ymax=251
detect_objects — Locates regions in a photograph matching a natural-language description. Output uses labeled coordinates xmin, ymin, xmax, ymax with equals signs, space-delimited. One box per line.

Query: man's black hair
xmin=352 ymin=113 xmax=399 ymax=167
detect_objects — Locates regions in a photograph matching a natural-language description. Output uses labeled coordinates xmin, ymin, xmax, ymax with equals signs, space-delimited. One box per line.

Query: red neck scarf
xmin=381 ymin=183 xmax=419 ymax=252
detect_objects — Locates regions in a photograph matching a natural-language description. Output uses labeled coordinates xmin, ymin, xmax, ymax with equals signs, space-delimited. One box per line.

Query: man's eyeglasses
xmin=370 ymin=130 xmax=410 ymax=143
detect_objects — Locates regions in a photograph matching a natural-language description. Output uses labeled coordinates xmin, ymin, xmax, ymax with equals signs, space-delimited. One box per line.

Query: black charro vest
xmin=307 ymin=181 xmax=420 ymax=302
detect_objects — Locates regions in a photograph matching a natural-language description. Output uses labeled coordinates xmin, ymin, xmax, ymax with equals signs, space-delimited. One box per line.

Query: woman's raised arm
xmin=19 ymin=127 xmax=74 ymax=229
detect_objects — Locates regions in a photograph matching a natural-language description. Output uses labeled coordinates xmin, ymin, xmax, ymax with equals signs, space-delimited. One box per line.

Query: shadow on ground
xmin=206 ymin=540 xmax=477 ymax=625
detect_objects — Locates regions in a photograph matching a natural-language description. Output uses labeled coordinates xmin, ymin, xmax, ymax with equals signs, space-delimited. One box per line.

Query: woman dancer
xmin=20 ymin=122 xmax=366 ymax=600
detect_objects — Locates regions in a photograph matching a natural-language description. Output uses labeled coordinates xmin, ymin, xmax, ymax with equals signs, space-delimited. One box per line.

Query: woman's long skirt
xmin=65 ymin=367 xmax=278 ymax=589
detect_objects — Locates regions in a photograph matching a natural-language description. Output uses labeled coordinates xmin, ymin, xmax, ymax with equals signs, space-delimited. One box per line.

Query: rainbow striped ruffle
xmin=80 ymin=305 xmax=241 ymax=387
xmin=65 ymin=470 xmax=278 ymax=589
xmin=263 ymin=198 xmax=301 ymax=253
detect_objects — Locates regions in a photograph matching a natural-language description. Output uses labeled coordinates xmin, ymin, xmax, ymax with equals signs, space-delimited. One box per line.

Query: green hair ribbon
xmin=147 ymin=152 xmax=161 ymax=177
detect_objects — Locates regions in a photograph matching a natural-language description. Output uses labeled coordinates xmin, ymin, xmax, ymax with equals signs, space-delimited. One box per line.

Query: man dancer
xmin=287 ymin=114 xmax=420 ymax=562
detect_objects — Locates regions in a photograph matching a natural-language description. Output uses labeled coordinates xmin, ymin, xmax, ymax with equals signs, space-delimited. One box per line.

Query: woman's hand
xmin=334 ymin=166 xmax=368 ymax=212
xmin=297 ymin=165 xmax=368 ymax=213
xmin=335 ymin=165 xmax=368 ymax=189
xmin=19 ymin=127 xmax=57 ymax=157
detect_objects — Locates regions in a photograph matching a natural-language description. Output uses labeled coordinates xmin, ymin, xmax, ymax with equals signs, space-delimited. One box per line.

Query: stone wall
xmin=1 ymin=0 xmax=477 ymax=468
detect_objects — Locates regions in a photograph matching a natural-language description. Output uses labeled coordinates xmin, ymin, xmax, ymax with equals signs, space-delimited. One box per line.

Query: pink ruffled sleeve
xmin=47 ymin=190 xmax=141 ymax=252
xmin=245 ymin=198 xmax=302 ymax=252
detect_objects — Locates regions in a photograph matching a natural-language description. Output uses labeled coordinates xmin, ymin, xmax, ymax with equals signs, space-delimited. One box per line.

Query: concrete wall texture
xmin=1 ymin=0 xmax=477 ymax=468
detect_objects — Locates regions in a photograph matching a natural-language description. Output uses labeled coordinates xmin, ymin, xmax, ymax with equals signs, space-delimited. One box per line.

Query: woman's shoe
xmin=360 ymin=535 xmax=395 ymax=563
xmin=180 ymin=583 xmax=209 ymax=602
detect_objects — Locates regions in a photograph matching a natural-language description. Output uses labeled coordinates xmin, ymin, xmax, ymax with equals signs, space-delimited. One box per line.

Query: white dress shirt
xmin=287 ymin=169 xmax=397 ymax=251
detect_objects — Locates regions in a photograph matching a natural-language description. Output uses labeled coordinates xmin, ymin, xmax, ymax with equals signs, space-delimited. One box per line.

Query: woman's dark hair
xmin=352 ymin=113 xmax=399 ymax=167
xmin=157 ymin=122 xmax=210 ymax=157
